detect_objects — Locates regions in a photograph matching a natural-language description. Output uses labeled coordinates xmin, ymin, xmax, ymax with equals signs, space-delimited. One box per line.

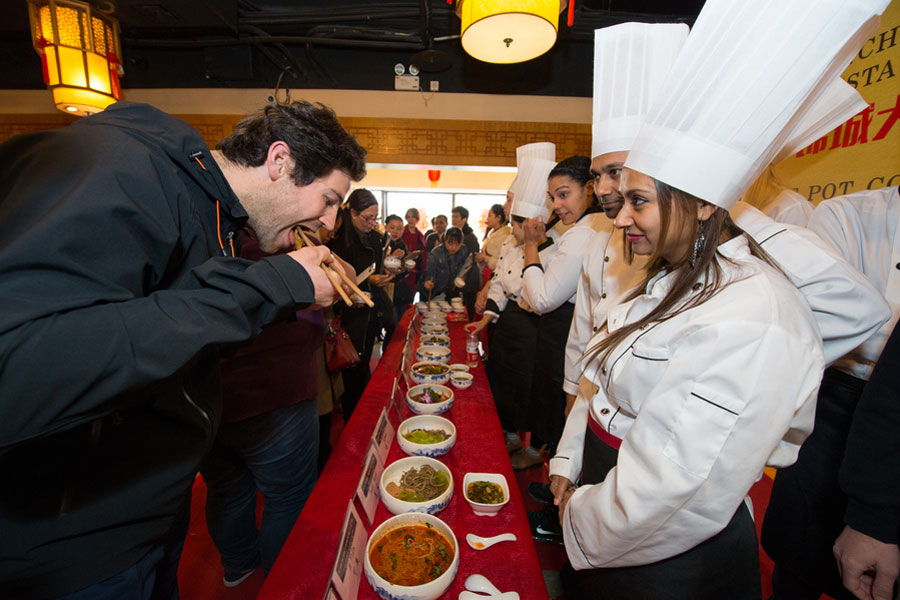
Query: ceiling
xmin=2 ymin=0 xmax=704 ymax=98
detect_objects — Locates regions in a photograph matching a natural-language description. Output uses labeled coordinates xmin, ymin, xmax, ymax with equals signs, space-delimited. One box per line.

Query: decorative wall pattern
xmin=0 ymin=113 xmax=590 ymax=165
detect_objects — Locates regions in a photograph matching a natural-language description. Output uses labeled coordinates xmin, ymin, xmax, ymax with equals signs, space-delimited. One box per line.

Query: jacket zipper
xmin=182 ymin=387 xmax=213 ymax=452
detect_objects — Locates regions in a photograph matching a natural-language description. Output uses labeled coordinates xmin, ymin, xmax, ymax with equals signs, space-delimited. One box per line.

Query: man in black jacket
xmin=0 ymin=100 xmax=366 ymax=599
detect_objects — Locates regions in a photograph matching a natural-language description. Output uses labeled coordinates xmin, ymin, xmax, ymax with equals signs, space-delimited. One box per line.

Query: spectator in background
xmin=400 ymin=208 xmax=426 ymax=314
xmin=419 ymin=227 xmax=470 ymax=300
xmin=384 ymin=214 xmax=408 ymax=339
xmin=477 ymin=203 xmax=511 ymax=282
xmin=425 ymin=214 xmax=448 ymax=253
xmin=201 ymin=231 xmax=324 ymax=588
xmin=451 ymin=206 xmax=482 ymax=318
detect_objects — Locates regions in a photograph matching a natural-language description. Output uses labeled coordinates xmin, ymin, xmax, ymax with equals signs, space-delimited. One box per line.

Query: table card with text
xmin=355 ymin=442 xmax=385 ymax=525
xmin=328 ymin=501 xmax=367 ymax=600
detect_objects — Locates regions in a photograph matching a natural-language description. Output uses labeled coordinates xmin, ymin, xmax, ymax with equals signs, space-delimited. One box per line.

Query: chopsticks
xmin=293 ymin=228 xmax=375 ymax=308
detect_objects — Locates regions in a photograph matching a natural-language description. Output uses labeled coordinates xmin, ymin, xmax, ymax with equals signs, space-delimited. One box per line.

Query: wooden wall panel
xmin=0 ymin=113 xmax=591 ymax=165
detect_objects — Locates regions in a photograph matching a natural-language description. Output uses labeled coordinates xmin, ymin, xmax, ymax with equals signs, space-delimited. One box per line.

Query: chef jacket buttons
xmin=604 ymin=255 xmax=610 ymax=262
xmin=601 ymin=292 xmax=607 ymax=299
xmin=600 ymin=408 xmax=610 ymax=415
xmin=601 ymin=367 xmax=607 ymax=375
xmin=692 ymin=282 xmax=702 ymax=291
xmin=593 ymin=326 xmax=599 ymax=332
xmin=896 ymin=262 xmax=900 ymax=270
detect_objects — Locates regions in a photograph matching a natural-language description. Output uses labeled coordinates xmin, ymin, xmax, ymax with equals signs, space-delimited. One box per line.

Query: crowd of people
xmin=1 ymin=0 xmax=897 ymax=599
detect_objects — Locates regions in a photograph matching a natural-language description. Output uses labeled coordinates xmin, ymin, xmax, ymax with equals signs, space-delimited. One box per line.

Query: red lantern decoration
xmin=427 ymin=169 xmax=441 ymax=188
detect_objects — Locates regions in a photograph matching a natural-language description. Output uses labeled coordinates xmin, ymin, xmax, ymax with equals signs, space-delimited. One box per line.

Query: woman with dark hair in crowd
xmin=398 ymin=208 xmax=425 ymax=316
xmin=451 ymin=206 xmax=481 ymax=319
xmin=384 ymin=214 xmax=409 ymax=337
xmin=327 ymin=189 xmax=394 ymax=418
xmin=512 ymin=156 xmax=608 ymax=471
xmin=477 ymin=203 xmax=511 ymax=283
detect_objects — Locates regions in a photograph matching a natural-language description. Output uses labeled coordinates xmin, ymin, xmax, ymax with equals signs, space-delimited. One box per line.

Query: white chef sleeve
xmin=521 ymin=224 xmax=596 ymax=315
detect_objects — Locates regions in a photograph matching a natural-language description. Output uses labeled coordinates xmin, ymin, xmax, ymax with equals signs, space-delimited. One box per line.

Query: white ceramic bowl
xmin=406 ymin=382 xmax=453 ymax=414
xmin=415 ymin=302 xmax=429 ymax=313
xmin=421 ymin=316 xmax=446 ymax=326
xmin=421 ymin=325 xmax=448 ymax=337
xmin=418 ymin=334 xmax=450 ymax=347
xmin=380 ymin=456 xmax=454 ymax=515
xmin=404 ymin=258 xmax=417 ymax=270
xmin=452 ymin=306 xmax=466 ymax=313
xmin=397 ymin=415 xmax=457 ymax=457
xmin=422 ymin=311 xmax=446 ymax=321
xmin=383 ymin=256 xmax=402 ymax=270
xmin=449 ymin=372 xmax=473 ymax=389
xmin=409 ymin=363 xmax=452 ymax=388
xmin=453 ymin=276 xmax=466 ymax=288
xmin=448 ymin=363 xmax=469 ymax=373
xmin=415 ymin=344 xmax=451 ymax=364
xmin=463 ymin=472 xmax=510 ymax=517
xmin=364 ymin=512 xmax=459 ymax=600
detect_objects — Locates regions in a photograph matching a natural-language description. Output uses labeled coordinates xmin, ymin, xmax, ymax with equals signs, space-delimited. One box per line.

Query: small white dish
xmin=463 ymin=473 xmax=510 ymax=516
xmin=449 ymin=372 xmax=473 ymax=389
xmin=449 ymin=363 xmax=469 ymax=373
xmin=397 ymin=415 xmax=457 ymax=457
xmin=453 ymin=276 xmax=466 ymax=288
xmin=383 ymin=256 xmax=402 ymax=270
xmin=404 ymin=258 xmax=417 ymax=269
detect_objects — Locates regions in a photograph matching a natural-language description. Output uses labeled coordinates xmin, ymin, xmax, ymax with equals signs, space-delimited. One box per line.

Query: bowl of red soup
xmin=364 ymin=512 xmax=459 ymax=600
xmin=409 ymin=362 xmax=451 ymax=387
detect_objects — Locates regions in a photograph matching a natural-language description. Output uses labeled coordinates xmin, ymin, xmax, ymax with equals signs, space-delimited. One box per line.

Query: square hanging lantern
xmin=457 ymin=0 xmax=568 ymax=64
xmin=27 ymin=0 xmax=124 ymax=117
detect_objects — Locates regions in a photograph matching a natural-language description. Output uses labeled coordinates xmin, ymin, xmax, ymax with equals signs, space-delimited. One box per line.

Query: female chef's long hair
xmin=588 ymin=178 xmax=781 ymax=366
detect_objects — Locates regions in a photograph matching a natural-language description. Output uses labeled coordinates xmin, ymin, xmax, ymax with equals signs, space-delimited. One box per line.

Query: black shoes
xmin=528 ymin=481 xmax=554 ymax=504
xmin=528 ymin=507 xmax=564 ymax=545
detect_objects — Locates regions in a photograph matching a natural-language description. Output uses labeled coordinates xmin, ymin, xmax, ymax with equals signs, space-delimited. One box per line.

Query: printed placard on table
xmin=328 ymin=501 xmax=367 ymax=600
xmin=322 ymin=584 xmax=342 ymax=600
xmin=355 ymin=442 xmax=385 ymax=525
xmin=370 ymin=406 xmax=395 ymax=464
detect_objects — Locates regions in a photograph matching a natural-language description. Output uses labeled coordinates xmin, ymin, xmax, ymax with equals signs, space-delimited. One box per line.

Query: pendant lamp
xmin=457 ymin=0 xmax=568 ymax=64
xmin=27 ymin=0 xmax=124 ymax=117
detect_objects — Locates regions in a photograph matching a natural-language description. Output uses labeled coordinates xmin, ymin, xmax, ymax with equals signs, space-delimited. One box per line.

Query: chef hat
xmin=591 ymin=22 xmax=689 ymax=158
xmin=510 ymin=157 xmax=555 ymax=220
xmin=510 ymin=142 xmax=556 ymax=195
xmin=774 ymin=77 xmax=868 ymax=163
xmin=625 ymin=0 xmax=889 ymax=210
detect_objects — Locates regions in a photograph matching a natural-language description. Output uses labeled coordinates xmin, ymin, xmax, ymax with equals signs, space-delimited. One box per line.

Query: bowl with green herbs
xmin=397 ymin=415 xmax=456 ymax=457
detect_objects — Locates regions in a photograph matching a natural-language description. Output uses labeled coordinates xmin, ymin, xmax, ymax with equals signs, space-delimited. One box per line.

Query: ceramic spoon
xmin=458 ymin=591 xmax=520 ymax=600
xmin=464 ymin=573 xmax=505 ymax=596
xmin=465 ymin=532 xmax=517 ymax=550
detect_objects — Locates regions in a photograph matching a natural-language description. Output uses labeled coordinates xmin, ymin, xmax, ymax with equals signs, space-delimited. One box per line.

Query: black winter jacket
xmin=0 ymin=102 xmax=315 ymax=598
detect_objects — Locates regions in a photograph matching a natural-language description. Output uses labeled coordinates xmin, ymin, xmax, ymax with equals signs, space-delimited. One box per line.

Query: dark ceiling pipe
xmin=125 ymin=35 xmax=424 ymax=50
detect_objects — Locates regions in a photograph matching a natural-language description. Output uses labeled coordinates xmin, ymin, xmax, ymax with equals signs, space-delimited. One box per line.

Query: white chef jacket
xmin=808 ymin=186 xmax=900 ymax=380
xmin=521 ymin=212 xmax=610 ymax=315
xmin=732 ymin=201 xmax=890 ymax=365
xmin=553 ymin=235 xmax=824 ymax=570
xmin=761 ymin=188 xmax=815 ymax=227
xmin=483 ymin=236 xmax=556 ymax=321
xmin=481 ymin=225 xmax=511 ymax=272
xmin=563 ymin=230 xmax=648 ymax=395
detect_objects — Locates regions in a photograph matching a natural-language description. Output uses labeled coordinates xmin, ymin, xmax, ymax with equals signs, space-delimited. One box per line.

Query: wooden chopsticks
xmin=293 ymin=228 xmax=375 ymax=308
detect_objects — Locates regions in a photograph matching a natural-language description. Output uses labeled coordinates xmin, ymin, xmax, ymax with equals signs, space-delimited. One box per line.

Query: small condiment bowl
xmin=404 ymin=258 xmax=417 ymax=270
xmin=406 ymin=383 xmax=454 ymax=414
xmin=453 ymin=276 xmax=466 ymax=288
xmin=448 ymin=363 xmax=469 ymax=373
xmin=364 ymin=512 xmax=459 ymax=600
xmin=383 ymin=256 xmax=402 ymax=270
xmin=380 ymin=456 xmax=454 ymax=515
xmin=463 ymin=473 xmax=510 ymax=516
xmin=397 ymin=415 xmax=457 ymax=457
xmin=449 ymin=372 xmax=473 ymax=389
xmin=415 ymin=344 xmax=451 ymax=364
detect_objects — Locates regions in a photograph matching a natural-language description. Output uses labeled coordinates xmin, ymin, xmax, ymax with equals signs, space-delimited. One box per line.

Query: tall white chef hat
xmin=510 ymin=157 xmax=556 ymax=220
xmin=591 ymin=22 xmax=689 ymax=159
xmin=625 ymin=0 xmax=889 ymax=210
xmin=510 ymin=142 xmax=556 ymax=196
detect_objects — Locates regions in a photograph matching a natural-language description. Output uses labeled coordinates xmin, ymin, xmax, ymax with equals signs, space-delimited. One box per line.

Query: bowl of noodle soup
xmin=364 ymin=512 xmax=459 ymax=600
xmin=380 ymin=456 xmax=453 ymax=515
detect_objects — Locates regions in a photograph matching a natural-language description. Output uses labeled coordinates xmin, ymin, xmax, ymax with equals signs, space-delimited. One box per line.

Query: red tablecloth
xmin=259 ymin=310 xmax=549 ymax=600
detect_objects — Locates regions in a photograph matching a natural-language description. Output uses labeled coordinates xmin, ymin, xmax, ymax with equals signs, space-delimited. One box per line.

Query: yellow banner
xmin=773 ymin=0 xmax=899 ymax=204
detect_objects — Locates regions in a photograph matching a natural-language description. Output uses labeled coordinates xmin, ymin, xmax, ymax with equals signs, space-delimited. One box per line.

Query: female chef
xmin=511 ymin=155 xmax=608 ymax=471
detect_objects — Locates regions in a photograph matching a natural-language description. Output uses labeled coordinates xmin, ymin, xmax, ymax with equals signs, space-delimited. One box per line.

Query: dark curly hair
xmin=216 ymin=101 xmax=367 ymax=185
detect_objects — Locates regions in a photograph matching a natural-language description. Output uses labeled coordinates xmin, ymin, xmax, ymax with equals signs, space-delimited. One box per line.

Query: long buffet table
xmin=259 ymin=309 xmax=549 ymax=600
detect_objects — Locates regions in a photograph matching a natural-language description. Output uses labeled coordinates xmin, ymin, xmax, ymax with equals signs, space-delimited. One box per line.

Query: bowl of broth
xmin=406 ymin=383 xmax=453 ymax=414
xmin=380 ymin=456 xmax=454 ymax=516
xmin=409 ymin=362 xmax=451 ymax=387
xmin=415 ymin=344 xmax=451 ymax=364
xmin=397 ymin=415 xmax=457 ymax=457
xmin=364 ymin=512 xmax=459 ymax=600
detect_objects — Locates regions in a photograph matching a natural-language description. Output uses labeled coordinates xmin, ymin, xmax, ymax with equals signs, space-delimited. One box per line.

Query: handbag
xmin=325 ymin=316 xmax=360 ymax=371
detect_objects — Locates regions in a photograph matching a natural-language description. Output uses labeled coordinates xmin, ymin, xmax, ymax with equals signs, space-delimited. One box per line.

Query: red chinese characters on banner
xmin=797 ymin=94 xmax=900 ymax=157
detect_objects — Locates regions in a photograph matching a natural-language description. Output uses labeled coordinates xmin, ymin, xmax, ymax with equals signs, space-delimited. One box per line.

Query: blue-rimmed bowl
xmin=379 ymin=456 xmax=454 ymax=516
xmin=415 ymin=344 xmax=451 ymax=364
xmin=364 ymin=512 xmax=459 ymax=600
xmin=409 ymin=362 xmax=451 ymax=387
xmin=405 ymin=383 xmax=453 ymax=415
xmin=418 ymin=333 xmax=450 ymax=347
xmin=397 ymin=415 xmax=457 ymax=457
